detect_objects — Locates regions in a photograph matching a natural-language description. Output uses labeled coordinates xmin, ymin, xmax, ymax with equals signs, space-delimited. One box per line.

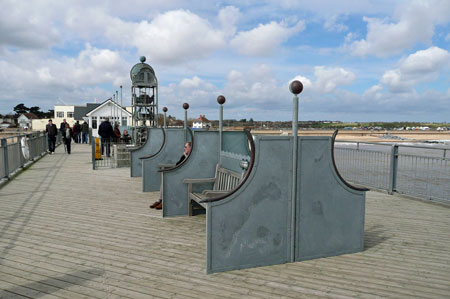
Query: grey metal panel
xmin=222 ymin=131 xmax=250 ymax=156
xmin=162 ymin=131 xmax=219 ymax=217
xmin=295 ymin=137 xmax=365 ymax=261
xmin=130 ymin=128 xmax=164 ymax=177
xmin=207 ymin=136 xmax=292 ymax=274
xmin=142 ymin=129 xmax=186 ymax=192
xmin=220 ymin=151 xmax=250 ymax=173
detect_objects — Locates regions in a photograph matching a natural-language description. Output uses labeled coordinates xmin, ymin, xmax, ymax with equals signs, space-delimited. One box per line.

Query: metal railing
xmin=92 ymin=137 xmax=132 ymax=169
xmin=0 ymin=132 xmax=62 ymax=181
xmin=335 ymin=141 xmax=450 ymax=203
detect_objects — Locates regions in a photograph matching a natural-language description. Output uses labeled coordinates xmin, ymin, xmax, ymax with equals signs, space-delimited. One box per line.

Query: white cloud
xmin=350 ymin=0 xmax=450 ymax=57
xmin=230 ymin=20 xmax=305 ymax=56
xmin=131 ymin=10 xmax=226 ymax=64
xmin=290 ymin=66 xmax=356 ymax=94
xmin=380 ymin=47 xmax=450 ymax=92
xmin=218 ymin=6 xmax=241 ymax=38
xmin=0 ymin=0 xmax=61 ymax=49
xmin=323 ymin=15 xmax=348 ymax=32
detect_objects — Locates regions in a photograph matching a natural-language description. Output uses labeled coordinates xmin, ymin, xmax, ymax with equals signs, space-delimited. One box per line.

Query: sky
xmin=0 ymin=0 xmax=449 ymax=122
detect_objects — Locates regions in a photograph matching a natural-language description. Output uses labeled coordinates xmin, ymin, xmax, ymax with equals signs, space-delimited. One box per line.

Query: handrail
xmin=158 ymin=127 xmax=194 ymax=172
xmin=336 ymin=140 xmax=450 ymax=151
xmin=200 ymin=129 xmax=255 ymax=203
xmin=331 ymin=130 xmax=369 ymax=192
xmin=139 ymin=128 xmax=166 ymax=159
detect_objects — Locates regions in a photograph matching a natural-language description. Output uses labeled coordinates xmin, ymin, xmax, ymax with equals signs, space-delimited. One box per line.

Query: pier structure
xmin=0 ymin=144 xmax=449 ymax=298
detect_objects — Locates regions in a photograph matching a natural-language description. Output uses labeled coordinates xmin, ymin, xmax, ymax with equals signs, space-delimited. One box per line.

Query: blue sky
xmin=0 ymin=0 xmax=449 ymax=122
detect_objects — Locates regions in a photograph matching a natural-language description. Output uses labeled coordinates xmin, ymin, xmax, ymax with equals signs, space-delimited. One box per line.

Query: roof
xmin=194 ymin=115 xmax=210 ymax=122
xmin=85 ymin=98 xmax=132 ymax=117
xmin=22 ymin=113 xmax=39 ymax=119
xmin=74 ymin=103 xmax=101 ymax=120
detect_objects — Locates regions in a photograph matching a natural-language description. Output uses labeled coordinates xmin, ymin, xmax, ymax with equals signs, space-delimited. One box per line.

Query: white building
xmin=192 ymin=115 xmax=211 ymax=129
xmin=17 ymin=113 xmax=39 ymax=130
xmin=85 ymin=99 xmax=132 ymax=137
xmin=54 ymin=105 xmax=76 ymax=126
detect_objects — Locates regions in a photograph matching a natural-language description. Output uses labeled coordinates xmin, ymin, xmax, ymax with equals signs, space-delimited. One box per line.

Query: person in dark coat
xmin=98 ymin=117 xmax=114 ymax=157
xmin=62 ymin=123 xmax=73 ymax=154
xmin=45 ymin=119 xmax=57 ymax=154
xmin=60 ymin=119 xmax=67 ymax=135
xmin=81 ymin=121 xmax=89 ymax=144
xmin=73 ymin=121 xmax=81 ymax=143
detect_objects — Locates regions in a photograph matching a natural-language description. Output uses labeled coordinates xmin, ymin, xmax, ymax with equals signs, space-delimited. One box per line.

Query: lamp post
xmin=289 ymin=80 xmax=303 ymax=262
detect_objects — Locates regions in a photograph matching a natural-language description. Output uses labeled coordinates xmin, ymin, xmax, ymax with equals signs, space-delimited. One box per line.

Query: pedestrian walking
xmin=73 ymin=121 xmax=81 ymax=143
xmin=45 ymin=119 xmax=57 ymax=154
xmin=63 ymin=123 xmax=73 ymax=154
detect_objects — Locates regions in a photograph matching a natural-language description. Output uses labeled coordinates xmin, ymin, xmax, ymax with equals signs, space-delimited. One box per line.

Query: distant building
xmin=18 ymin=113 xmax=39 ymax=129
xmin=85 ymin=99 xmax=132 ymax=137
xmin=0 ymin=115 xmax=17 ymax=128
xmin=192 ymin=115 xmax=211 ymax=129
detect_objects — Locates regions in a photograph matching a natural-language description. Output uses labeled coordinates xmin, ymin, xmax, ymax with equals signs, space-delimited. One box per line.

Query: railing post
xmin=18 ymin=135 xmax=24 ymax=168
xmin=1 ymin=138 xmax=9 ymax=179
xmin=289 ymin=80 xmax=303 ymax=263
xmin=92 ymin=139 xmax=96 ymax=170
xmin=444 ymin=149 xmax=447 ymax=159
xmin=388 ymin=144 xmax=399 ymax=194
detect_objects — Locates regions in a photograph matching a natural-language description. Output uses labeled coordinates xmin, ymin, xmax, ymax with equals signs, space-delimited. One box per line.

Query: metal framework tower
xmin=130 ymin=56 xmax=158 ymax=144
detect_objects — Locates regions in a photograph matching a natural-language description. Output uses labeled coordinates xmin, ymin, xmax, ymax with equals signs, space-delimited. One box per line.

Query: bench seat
xmin=184 ymin=164 xmax=243 ymax=215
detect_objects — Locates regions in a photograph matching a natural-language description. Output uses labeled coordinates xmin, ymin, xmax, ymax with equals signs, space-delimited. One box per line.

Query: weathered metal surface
xmin=162 ymin=131 xmax=219 ymax=217
xmin=296 ymin=137 xmax=365 ymax=261
xmin=130 ymin=128 xmax=165 ymax=177
xmin=207 ymin=136 xmax=293 ymax=273
xmin=141 ymin=129 xmax=186 ymax=192
xmin=205 ymin=135 xmax=365 ymax=274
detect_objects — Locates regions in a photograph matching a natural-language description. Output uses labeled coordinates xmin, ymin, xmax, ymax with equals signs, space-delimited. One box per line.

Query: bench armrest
xmin=202 ymin=190 xmax=230 ymax=198
xmin=158 ymin=164 xmax=176 ymax=170
xmin=183 ymin=178 xmax=216 ymax=184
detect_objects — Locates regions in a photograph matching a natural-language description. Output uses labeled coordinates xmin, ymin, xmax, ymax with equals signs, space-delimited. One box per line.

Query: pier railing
xmin=0 ymin=132 xmax=62 ymax=181
xmin=335 ymin=141 xmax=449 ymax=203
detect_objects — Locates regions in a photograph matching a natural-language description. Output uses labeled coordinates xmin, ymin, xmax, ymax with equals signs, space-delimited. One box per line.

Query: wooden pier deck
xmin=0 ymin=144 xmax=449 ymax=298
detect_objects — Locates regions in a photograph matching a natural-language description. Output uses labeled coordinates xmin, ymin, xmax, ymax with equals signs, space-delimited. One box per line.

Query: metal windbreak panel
xmin=162 ymin=131 xmax=219 ymax=217
xmin=207 ymin=136 xmax=292 ymax=273
xmin=221 ymin=131 xmax=251 ymax=156
xmin=130 ymin=128 xmax=165 ymax=177
xmin=295 ymin=137 xmax=365 ymax=261
xmin=142 ymin=129 xmax=186 ymax=192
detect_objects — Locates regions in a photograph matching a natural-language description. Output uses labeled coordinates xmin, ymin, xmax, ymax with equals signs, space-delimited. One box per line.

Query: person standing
xmin=81 ymin=121 xmax=89 ymax=144
xmin=63 ymin=123 xmax=73 ymax=154
xmin=113 ymin=123 xmax=121 ymax=142
xmin=45 ymin=119 xmax=57 ymax=154
xmin=98 ymin=117 xmax=114 ymax=157
xmin=73 ymin=121 xmax=81 ymax=143
xmin=60 ymin=119 xmax=67 ymax=135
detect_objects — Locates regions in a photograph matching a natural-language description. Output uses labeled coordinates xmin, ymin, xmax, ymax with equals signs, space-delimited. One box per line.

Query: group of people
xmin=98 ymin=117 xmax=131 ymax=157
xmin=45 ymin=118 xmax=89 ymax=155
xmin=46 ymin=117 xmax=132 ymax=156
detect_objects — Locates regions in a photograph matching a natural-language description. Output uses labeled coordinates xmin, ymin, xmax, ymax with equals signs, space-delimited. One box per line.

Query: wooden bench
xmin=184 ymin=164 xmax=243 ymax=215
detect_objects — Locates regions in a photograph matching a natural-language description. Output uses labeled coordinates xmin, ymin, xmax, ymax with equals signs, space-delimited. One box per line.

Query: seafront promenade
xmin=0 ymin=144 xmax=449 ymax=298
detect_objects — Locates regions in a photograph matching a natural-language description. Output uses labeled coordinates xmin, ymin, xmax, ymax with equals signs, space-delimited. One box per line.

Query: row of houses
xmin=5 ymin=99 xmax=212 ymax=137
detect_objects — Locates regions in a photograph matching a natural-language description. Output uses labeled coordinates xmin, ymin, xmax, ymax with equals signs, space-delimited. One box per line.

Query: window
xmin=92 ymin=117 xmax=97 ymax=129
xmin=67 ymin=112 xmax=74 ymax=118
xmin=56 ymin=111 xmax=64 ymax=118
xmin=122 ymin=117 xmax=127 ymax=126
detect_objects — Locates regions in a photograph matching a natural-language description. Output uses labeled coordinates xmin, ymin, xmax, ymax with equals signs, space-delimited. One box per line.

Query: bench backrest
xmin=213 ymin=164 xmax=243 ymax=191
